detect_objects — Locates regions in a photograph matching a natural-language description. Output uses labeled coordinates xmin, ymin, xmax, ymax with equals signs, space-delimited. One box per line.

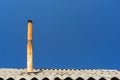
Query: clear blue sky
xmin=0 ymin=0 xmax=120 ymax=69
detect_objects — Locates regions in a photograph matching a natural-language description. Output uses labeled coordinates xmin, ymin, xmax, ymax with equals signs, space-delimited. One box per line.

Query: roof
xmin=0 ymin=68 xmax=120 ymax=80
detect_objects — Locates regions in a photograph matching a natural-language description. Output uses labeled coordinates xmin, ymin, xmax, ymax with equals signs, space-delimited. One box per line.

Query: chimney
xmin=27 ymin=20 xmax=33 ymax=72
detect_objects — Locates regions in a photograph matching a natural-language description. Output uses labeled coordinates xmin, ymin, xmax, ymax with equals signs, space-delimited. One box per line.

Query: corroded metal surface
xmin=27 ymin=20 xmax=33 ymax=72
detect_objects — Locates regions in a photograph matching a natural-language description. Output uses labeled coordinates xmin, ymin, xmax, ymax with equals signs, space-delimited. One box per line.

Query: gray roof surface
xmin=0 ymin=68 xmax=120 ymax=80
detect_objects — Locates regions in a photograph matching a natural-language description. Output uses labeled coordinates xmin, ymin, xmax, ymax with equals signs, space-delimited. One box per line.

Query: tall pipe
xmin=27 ymin=20 xmax=33 ymax=72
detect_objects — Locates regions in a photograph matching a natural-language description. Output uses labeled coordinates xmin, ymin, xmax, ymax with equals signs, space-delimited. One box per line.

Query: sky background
xmin=0 ymin=0 xmax=120 ymax=70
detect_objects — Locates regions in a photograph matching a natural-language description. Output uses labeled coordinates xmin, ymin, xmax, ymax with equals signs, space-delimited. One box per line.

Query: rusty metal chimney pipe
xmin=27 ymin=20 xmax=33 ymax=72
